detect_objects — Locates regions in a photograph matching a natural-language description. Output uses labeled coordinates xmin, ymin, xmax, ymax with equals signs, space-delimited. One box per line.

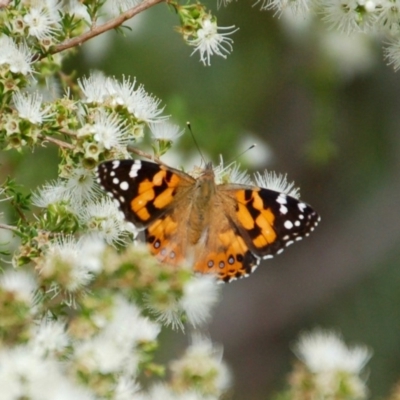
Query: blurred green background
xmin=6 ymin=0 xmax=400 ymax=398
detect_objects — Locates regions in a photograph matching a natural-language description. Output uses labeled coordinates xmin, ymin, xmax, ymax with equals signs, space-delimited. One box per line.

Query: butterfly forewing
xmin=97 ymin=159 xmax=192 ymax=228
xmin=233 ymin=187 xmax=320 ymax=258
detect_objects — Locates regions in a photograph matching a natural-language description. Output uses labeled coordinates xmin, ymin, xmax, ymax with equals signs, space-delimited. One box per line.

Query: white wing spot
xmin=298 ymin=202 xmax=307 ymax=212
xmin=277 ymin=194 xmax=287 ymax=205
xmin=277 ymin=248 xmax=284 ymax=255
xmin=112 ymin=160 xmax=120 ymax=169
xmin=119 ymin=196 xmax=126 ymax=203
xmin=263 ymin=254 xmax=274 ymax=259
xmin=129 ymin=160 xmax=142 ymax=178
xmin=110 ymin=171 xmax=116 ymax=177
xmin=286 ymin=240 xmax=294 ymax=247
xmin=284 ymin=220 xmax=293 ymax=229
xmin=113 ymin=177 xmax=119 ymax=184
xmin=294 ymin=220 xmax=301 ymax=227
xmin=120 ymin=181 xmax=129 ymax=191
xmin=280 ymin=205 xmax=288 ymax=214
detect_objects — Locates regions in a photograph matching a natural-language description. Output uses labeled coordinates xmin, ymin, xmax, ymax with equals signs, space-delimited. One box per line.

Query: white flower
xmin=254 ymin=170 xmax=300 ymax=198
xmin=0 ymin=270 xmax=37 ymax=305
xmin=180 ymin=275 xmax=220 ymax=327
xmin=375 ymin=0 xmax=400 ymax=33
xmin=64 ymin=167 xmax=101 ymax=209
xmin=78 ymin=72 xmax=109 ymax=103
xmin=294 ymin=329 xmax=372 ymax=373
xmin=114 ymin=77 xmax=167 ymax=122
xmin=91 ymin=109 xmax=129 ymax=150
xmin=0 ymin=35 xmax=34 ymax=75
xmin=78 ymin=197 xmax=134 ymax=246
xmin=213 ymin=158 xmax=253 ymax=185
xmin=321 ymin=0 xmax=377 ymax=34
xmin=32 ymin=180 xmax=69 ymax=207
xmin=13 ymin=91 xmax=51 ymax=124
xmin=23 ymin=6 xmax=60 ymax=40
xmin=257 ymin=0 xmax=310 ymax=16
xmin=114 ymin=375 xmax=141 ymax=400
xmin=40 ymin=236 xmax=95 ymax=293
xmin=30 ymin=319 xmax=69 ymax=357
xmin=78 ymin=73 xmax=167 ymax=123
xmin=146 ymin=274 xmax=220 ymax=331
xmin=149 ymin=121 xmax=184 ymax=141
xmin=0 ymin=346 xmax=93 ymax=400
xmin=170 ymin=335 xmax=231 ymax=396
xmin=63 ymin=0 xmax=91 ymax=23
xmin=385 ymin=39 xmax=400 ymax=71
xmin=189 ymin=17 xmax=238 ymax=66
xmin=293 ymin=330 xmax=372 ymax=399
xmin=74 ymin=297 xmax=159 ymax=375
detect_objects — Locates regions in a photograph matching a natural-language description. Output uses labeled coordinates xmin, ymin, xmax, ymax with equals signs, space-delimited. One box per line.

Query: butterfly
xmin=96 ymin=158 xmax=320 ymax=282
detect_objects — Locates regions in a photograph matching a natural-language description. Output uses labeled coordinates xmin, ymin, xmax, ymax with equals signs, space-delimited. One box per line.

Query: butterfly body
xmin=97 ymin=159 xmax=320 ymax=282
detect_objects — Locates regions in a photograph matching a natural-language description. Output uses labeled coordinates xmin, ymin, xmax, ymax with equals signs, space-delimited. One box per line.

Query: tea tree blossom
xmin=290 ymin=330 xmax=372 ymax=399
xmin=23 ymin=6 xmax=60 ymax=40
xmin=254 ymin=170 xmax=300 ymax=198
xmin=0 ymin=35 xmax=34 ymax=75
xmin=189 ymin=17 xmax=238 ymax=66
xmin=12 ymin=91 xmax=51 ymax=125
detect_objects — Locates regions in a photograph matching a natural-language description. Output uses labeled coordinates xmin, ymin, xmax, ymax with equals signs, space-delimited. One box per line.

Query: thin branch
xmin=0 ymin=223 xmax=19 ymax=233
xmin=38 ymin=134 xmax=75 ymax=150
xmin=50 ymin=0 xmax=166 ymax=56
xmin=127 ymin=145 xmax=163 ymax=164
xmin=59 ymin=128 xmax=77 ymax=137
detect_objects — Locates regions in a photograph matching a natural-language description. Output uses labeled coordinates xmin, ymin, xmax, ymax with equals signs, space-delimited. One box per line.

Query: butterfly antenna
xmin=226 ymin=143 xmax=257 ymax=164
xmin=187 ymin=122 xmax=207 ymax=165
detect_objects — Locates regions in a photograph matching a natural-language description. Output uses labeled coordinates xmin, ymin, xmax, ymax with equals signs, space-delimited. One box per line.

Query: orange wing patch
xmin=235 ymin=190 xmax=277 ymax=250
xmin=131 ymin=168 xmax=182 ymax=222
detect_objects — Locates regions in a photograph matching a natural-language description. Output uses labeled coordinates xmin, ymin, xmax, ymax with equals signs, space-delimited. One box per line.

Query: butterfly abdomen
xmin=187 ymin=173 xmax=217 ymax=245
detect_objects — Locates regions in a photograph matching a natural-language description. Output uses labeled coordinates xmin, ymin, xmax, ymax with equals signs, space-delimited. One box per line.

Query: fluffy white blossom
xmin=189 ymin=17 xmax=238 ymax=66
xmin=78 ymin=72 xmax=109 ymax=104
xmin=91 ymin=109 xmax=129 ymax=150
xmin=74 ymin=296 xmax=160 ymax=375
xmin=0 ymin=270 xmax=37 ymax=305
xmin=32 ymin=180 xmax=70 ymax=207
xmin=13 ymin=91 xmax=51 ymax=124
xmin=39 ymin=236 xmax=96 ymax=294
xmin=254 ymin=170 xmax=300 ymax=198
xmin=213 ymin=158 xmax=253 ymax=185
xmin=149 ymin=121 xmax=184 ymax=141
xmin=78 ymin=73 xmax=167 ymax=122
xmin=23 ymin=6 xmax=60 ymax=40
xmin=63 ymin=167 xmax=101 ymax=209
xmin=170 ymin=335 xmax=231 ymax=396
xmin=30 ymin=319 xmax=69 ymax=357
xmin=257 ymin=0 xmax=310 ymax=16
xmin=0 ymin=346 xmax=93 ymax=400
xmin=321 ymin=0 xmax=377 ymax=34
xmin=0 ymin=35 xmax=34 ymax=75
xmin=145 ymin=275 xmax=220 ymax=330
xmin=180 ymin=275 xmax=220 ymax=327
xmin=295 ymin=329 xmax=372 ymax=373
xmin=293 ymin=330 xmax=372 ymax=399
xmin=78 ymin=197 xmax=135 ymax=246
